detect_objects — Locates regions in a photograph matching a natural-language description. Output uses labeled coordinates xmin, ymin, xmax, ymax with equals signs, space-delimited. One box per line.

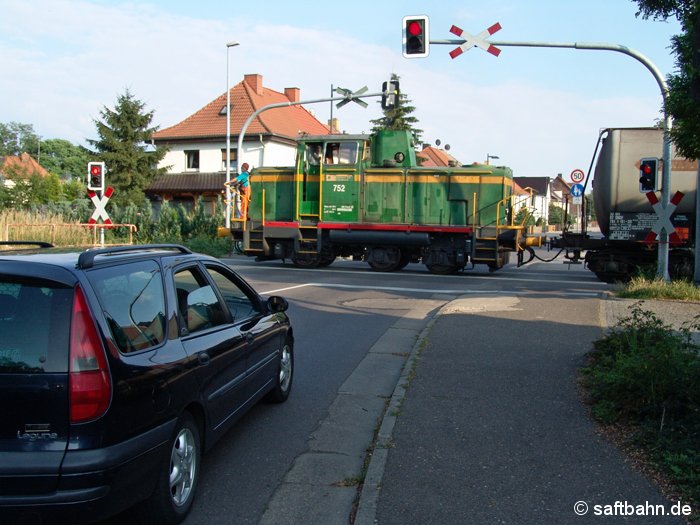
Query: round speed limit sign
xmin=570 ymin=169 xmax=585 ymax=183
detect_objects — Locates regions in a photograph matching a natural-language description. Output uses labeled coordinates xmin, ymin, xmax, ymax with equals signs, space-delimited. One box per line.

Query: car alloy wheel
xmin=279 ymin=343 xmax=292 ymax=393
xmin=266 ymin=339 xmax=294 ymax=403
xmin=170 ymin=425 xmax=198 ymax=507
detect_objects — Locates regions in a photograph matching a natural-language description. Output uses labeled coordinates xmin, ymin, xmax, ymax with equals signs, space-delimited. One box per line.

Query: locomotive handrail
xmin=223 ymin=183 xmax=247 ymax=231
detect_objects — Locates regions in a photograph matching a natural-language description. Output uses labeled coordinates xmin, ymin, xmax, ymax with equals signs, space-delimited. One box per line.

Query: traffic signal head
xmin=639 ymin=157 xmax=658 ymax=192
xmin=402 ymin=15 xmax=429 ymax=58
xmin=87 ymin=162 xmax=106 ymax=192
xmin=381 ymin=80 xmax=400 ymax=110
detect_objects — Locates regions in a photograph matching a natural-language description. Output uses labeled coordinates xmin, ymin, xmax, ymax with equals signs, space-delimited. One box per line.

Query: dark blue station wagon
xmin=0 ymin=243 xmax=294 ymax=524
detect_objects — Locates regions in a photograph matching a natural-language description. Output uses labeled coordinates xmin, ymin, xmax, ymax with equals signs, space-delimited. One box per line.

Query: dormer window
xmin=219 ymin=104 xmax=231 ymax=116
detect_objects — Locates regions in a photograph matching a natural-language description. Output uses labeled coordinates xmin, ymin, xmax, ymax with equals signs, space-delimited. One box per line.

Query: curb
xmin=353 ymin=301 xmax=447 ymax=525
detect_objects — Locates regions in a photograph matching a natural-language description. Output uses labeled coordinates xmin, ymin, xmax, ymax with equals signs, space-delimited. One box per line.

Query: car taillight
xmin=69 ymin=285 xmax=111 ymax=423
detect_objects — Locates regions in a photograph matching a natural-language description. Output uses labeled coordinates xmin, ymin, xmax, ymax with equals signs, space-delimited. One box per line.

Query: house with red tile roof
xmin=0 ymin=153 xmax=50 ymax=188
xmin=149 ymin=73 xmax=329 ymax=211
xmin=513 ymin=174 xmax=576 ymax=225
xmin=416 ymin=144 xmax=460 ymax=167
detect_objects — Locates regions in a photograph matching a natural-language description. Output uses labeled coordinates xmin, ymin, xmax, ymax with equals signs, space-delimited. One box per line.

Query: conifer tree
xmin=88 ymin=89 xmax=167 ymax=206
xmin=369 ymin=74 xmax=423 ymax=144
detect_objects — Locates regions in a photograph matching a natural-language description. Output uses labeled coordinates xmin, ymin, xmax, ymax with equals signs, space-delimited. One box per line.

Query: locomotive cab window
xmin=324 ymin=142 xmax=358 ymax=165
xmin=306 ymin=142 xmax=322 ymax=166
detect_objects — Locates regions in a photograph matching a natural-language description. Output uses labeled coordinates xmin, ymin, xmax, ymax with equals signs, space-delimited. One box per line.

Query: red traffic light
xmin=407 ymin=20 xmax=423 ymax=36
xmin=639 ymin=157 xmax=658 ymax=192
xmin=87 ymin=161 xmax=106 ymax=191
xmin=402 ymin=15 xmax=430 ymax=58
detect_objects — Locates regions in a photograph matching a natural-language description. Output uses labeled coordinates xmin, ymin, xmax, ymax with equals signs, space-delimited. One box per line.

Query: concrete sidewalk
xmin=356 ymin=296 xmax=695 ymax=525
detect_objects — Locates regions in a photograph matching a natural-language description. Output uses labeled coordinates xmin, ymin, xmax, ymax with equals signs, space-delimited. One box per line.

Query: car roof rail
xmin=0 ymin=240 xmax=54 ymax=248
xmin=78 ymin=244 xmax=193 ymax=269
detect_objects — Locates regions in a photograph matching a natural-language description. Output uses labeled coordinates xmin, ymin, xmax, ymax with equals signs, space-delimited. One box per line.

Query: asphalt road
xmin=102 ymin=252 xmax=608 ymax=524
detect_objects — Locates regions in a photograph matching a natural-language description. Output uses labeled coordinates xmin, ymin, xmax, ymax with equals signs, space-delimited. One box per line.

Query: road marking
xmin=261 ymin=282 xmax=602 ymax=298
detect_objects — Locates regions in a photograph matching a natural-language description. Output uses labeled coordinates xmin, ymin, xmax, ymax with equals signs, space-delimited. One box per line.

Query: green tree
xmin=0 ymin=122 xmax=40 ymax=157
xmin=0 ymin=168 xmax=63 ymax=209
xmin=634 ymin=1 xmax=700 ymax=158
xmin=370 ymin=74 xmax=423 ymax=143
xmin=549 ymin=202 xmax=565 ymax=226
xmin=514 ymin=205 xmax=535 ymax=226
xmin=39 ymin=139 xmax=92 ymax=181
xmin=87 ymin=89 xmax=167 ymax=207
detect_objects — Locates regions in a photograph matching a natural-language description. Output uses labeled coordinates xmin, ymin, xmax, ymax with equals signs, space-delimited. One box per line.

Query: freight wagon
xmin=553 ymin=127 xmax=697 ymax=282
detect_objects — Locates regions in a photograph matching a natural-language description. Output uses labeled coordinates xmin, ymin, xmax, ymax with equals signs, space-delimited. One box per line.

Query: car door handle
xmin=244 ymin=332 xmax=254 ymax=343
xmin=197 ymin=352 xmax=211 ymax=365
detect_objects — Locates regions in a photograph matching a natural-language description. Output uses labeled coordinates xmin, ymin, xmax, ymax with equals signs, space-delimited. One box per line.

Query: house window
xmin=185 ymin=150 xmax=200 ymax=171
xmin=221 ymin=149 xmax=238 ymax=171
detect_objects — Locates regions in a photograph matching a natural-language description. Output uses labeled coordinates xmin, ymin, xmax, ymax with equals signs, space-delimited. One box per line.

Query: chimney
xmin=285 ymin=87 xmax=300 ymax=103
xmin=328 ymin=118 xmax=340 ymax=134
xmin=244 ymin=74 xmax=264 ymax=96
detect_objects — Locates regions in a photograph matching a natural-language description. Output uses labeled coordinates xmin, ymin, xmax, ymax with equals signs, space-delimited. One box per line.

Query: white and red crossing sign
xmin=88 ymin=187 xmax=114 ymax=226
xmin=644 ymin=190 xmax=684 ymax=246
xmin=449 ymin=22 xmax=502 ymax=59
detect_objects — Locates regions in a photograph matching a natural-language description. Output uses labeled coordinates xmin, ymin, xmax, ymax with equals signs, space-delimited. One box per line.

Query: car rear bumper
xmin=0 ymin=417 xmax=177 ymax=521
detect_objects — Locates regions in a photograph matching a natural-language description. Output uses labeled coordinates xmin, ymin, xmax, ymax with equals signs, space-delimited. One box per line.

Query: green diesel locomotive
xmin=229 ymin=130 xmax=536 ymax=274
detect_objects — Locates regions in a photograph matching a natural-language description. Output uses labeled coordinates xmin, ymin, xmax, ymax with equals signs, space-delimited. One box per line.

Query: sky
xmin=0 ymin=0 xmax=682 ymax=179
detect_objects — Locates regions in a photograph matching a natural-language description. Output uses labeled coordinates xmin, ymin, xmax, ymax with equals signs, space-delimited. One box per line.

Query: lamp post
xmin=486 ymin=153 xmax=499 ymax=165
xmin=225 ymin=40 xmax=240 ymax=229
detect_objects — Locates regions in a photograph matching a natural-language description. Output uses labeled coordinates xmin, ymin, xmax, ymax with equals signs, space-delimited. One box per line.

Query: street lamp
xmin=225 ymin=40 xmax=240 ymax=229
xmin=486 ymin=153 xmax=499 ymax=165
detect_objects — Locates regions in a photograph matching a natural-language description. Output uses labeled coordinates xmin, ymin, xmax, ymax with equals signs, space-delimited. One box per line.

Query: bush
xmin=583 ymin=302 xmax=700 ymax=508
xmin=584 ymin=303 xmax=700 ymax=425
xmin=185 ymin=235 xmax=233 ymax=258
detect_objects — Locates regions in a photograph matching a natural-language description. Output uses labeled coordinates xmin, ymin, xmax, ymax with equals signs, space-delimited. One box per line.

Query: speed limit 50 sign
xmin=570 ymin=169 xmax=584 ymax=184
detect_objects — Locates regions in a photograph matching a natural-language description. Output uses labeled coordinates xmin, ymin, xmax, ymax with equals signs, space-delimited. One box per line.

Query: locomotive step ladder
xmin=296 ymin=213 xmax=321 ymax=254
xmin=473 ymin=226 xmax=499 ymax=265
xmin=244 ymin=221 xmax=266 ymax=253
xmin=474 ymin=225 xmax=523 ymax=270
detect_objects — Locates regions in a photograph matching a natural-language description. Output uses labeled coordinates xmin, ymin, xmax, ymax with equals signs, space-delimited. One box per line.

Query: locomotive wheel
xmin=396 ymin=254 xmax=411 ymax=270
xmin=368 ymin=259 xmax=402 ymax=272
xmin=425 ymin=263 xmax=459 ymax=275
xmin=317 ymin=254 xmax=336 ymax=268
xmin=367 ymin=246 xmax=402 ymax=272
xmin=291 ymin=253 xmax=320 ymax=268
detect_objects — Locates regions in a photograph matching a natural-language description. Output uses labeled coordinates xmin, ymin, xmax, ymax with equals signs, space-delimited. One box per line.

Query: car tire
xmin=265 ymin=338 xmax=294 ymax=403
xmin=144 ymin=413 xmax=201 ymax=524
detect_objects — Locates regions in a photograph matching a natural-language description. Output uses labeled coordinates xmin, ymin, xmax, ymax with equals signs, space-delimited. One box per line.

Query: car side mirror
xmin=267 ymin=296 xmax=289 ymax=313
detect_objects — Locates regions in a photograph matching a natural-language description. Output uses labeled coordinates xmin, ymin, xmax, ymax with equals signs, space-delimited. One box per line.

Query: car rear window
xmin=0 ymin=280 xmax=72 ymax=373
xmin=87 ymin=260 xmax=166 ymax=353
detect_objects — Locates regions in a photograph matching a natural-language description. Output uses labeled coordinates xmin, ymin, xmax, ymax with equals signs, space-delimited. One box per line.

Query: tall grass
xmin=616 ymin=276 xmax=700 ymax=301
xmin=1 ymin=200 xmax=232 ymax=257
xmin=0 ymin=209 xmax=96 ymax=247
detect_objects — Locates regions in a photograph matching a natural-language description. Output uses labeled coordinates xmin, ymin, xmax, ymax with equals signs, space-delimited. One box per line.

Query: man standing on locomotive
xmin=233 ymin=162 xmax=251 ymax=219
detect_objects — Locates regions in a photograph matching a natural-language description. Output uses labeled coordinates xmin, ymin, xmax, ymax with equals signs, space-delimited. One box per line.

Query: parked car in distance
xmin=0 ymin=243 xmax=294 ymax=524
